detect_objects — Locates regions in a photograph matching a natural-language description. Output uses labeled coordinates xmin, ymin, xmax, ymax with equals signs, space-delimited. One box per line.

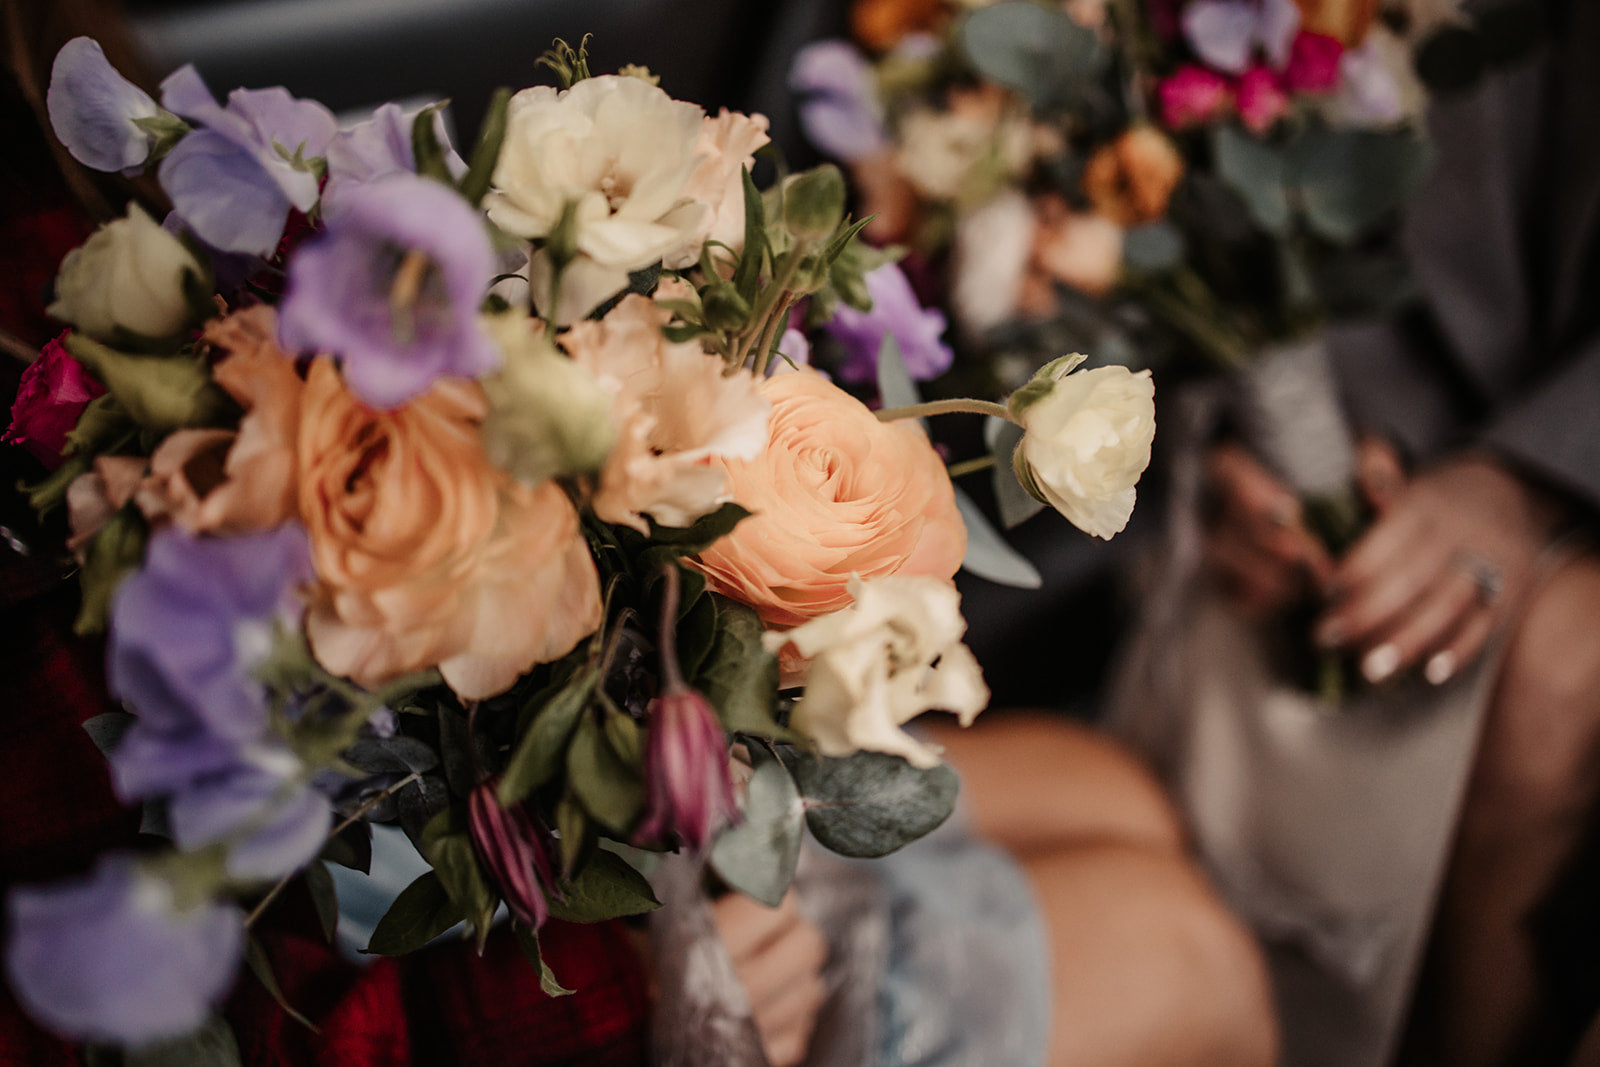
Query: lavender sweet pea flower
xmin=5 ymin=853 xmax=245 ymax=1047
xmin=168 ymin=751 xmax=331 ymax=881
xmin=46 ymin=37 xmax=166 ymax=174
xmin=824 ymin=262 xmax=953 ymax=384
xmin=108 ymin=524 xmax=314 ymax=746
xmin=790 ymin=40 xmax=887 ymax=163
xmin=157 ymin=66 xmax=336 ymax=255
xmin=279 ymin=172 xmax=499 ymax=408
xmin=324 ymin=102 xmax=467 ymax=204
xmin=1182 ymin=0 xmax=1300 ymax=74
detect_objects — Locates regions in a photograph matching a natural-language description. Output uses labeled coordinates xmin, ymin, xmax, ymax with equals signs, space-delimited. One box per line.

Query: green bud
xmin=1006 ymin=353 xmax=1087 ymax=421
xmin=65 ymin=334 xmax=236 ymax=436
xmin=75 ymin=505 xmax=148 ymax=635
xmin=700 ymin=282 xmax=752 ymax=332
xmin=782 ymin=165 xmax=848 ymax=241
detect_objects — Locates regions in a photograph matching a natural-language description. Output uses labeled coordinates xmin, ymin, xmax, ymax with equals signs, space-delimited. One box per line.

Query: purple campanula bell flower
xmin=790 ymin=40 xmax=888 ymax=163
xmin=278 ymin=172 xmax=499 ymax=409
xmin=46 ymin=37 xmax=165 ymax=174
xmin=823 ymin=261 xmax=953 ymax=384
xmin=5 ymin=853 xmax=245 ymax=1047
xmin=467 ymin=780 xmax=561 ymax=929
xmin=167 ymin=752 xmax=331 ymax=882
xmin=157 ymin=65 xmax=336 ymax=255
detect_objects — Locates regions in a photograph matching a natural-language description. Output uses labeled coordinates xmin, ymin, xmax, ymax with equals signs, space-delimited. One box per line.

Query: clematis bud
xmin=467 ymin=779 xmax=561 ymax=929
xmin=635 ymin=565 xmax=738 ymax=853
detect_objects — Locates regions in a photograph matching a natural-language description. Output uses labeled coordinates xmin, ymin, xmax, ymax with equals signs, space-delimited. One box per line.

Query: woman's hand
xmin=713 ymin=890 xmax=828 ymax=1067
xmin=1315 ymin=453 xmax=1566 ymax=685
xmin=1202 ymin=442 xmax=1336 ymax=618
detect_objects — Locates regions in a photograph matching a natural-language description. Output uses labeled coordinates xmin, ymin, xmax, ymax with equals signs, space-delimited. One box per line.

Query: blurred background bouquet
xmin=3 ymin=33 xmax=1155 ymax=1060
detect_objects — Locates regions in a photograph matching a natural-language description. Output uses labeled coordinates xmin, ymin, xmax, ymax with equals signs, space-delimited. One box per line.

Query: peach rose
xmin=296 ymin=361 xmax=601 ymax=699
xmin=690 ymin=369 xmax=966 ymax=631
xmin=1081 ymin=126 xmax=1184 ymax=228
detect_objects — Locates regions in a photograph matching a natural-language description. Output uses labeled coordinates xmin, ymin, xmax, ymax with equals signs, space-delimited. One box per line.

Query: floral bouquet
xmin=2 ymin=35 xmax=1155 ymax=1060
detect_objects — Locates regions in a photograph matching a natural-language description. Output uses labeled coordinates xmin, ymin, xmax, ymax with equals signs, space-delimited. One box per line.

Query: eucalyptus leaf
xmin=1294 ymin=128 xmax=1432 ymax=244
xmin=709 ymin=760 xmax=804 ymax=906
xmin=566 ymin=711 xmax=645 ymax=834
xmin=513 ymin=923 xmax=575 ymax=997
xmin=1123 ymin=221 xmax=1186 ymax=272
xmin=546 ymin=848 xmax=661 ymax=923
xmin=790 ymin=750 xmax=961 ymax=858
xmin=344 ymin=735 xmax=441 ymax=776
xmin=499 ymin=670 xmax=597 ymax=805
xmin=954 ymin=487 xmax=1042 ymax=588
xmin=875 ymin=334 xmax=921 ymax=413
xmin=695 ymin=597 xmax=787 ymax=738
xmin=1212 ymin=125 xmax=1290 ymax=236
xmin=396 ymin=773 xmax=451 ymax=841
xmin=985 ymin=417 xmax=1046 ymax=529
xmin=960 ymin=1 xmax=1104 ymax=111
xmin=365 ymin=870 xmax=464 ymax=955
xmin=123 ymin=1016 xmax=242 ymax=1067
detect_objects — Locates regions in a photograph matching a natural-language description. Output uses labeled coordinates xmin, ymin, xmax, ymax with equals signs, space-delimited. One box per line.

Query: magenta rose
xmin=1158 ymin=65 xmax=1234 ymax=130
xmin=3 ymin=332 xmax=105 ymax=469
xmin=1284 ymin=32 xmax=1344 ymax=93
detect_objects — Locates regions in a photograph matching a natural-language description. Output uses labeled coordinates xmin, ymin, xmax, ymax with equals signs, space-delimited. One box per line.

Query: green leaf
xmin=1294 ymin=128 xmax=1432 ymax=244
xmin=304 ymin=860 xmax=339 ymax=943
xmin=733 ymin=165 xmax=768 ymax=300
xmin=547 ymin=848 xmax=661 ymax=923
xmin=675 ymin=581 xmax=718 ymax=680
xmin=365 ymin=870 xmax=464 ymax=955
xmin=985 ymin=416 xmax=1045 ymax=529
xmin=694 ymin=597 xmax=787 ymax=738
xmin=74 ymin=505 xmax=148 ymax=635
xmin=244 ymin=935 xmax=320 ymax=1032
xmin=566 ymin=709 xmax=645 ymax=834
xmin=954 ymin=486 xmax=1042 ymax=589
xmin=459 ymin=88 xmax=511 ymax=206
xmin=709 ymin=760 xmax=804 ymax=906
xmin=1122 ymin=220 xmax=1186 ymax=272
xmin=789 ymin=749 xmax=961 ymax=858
xmin=1212 ymin=125 xmax=1291 ymax=236
xmin=959 ymin=1 xmax=1105 ymax=111
xmin=499 ymin=669 xmax=597 ymax=805
xmin=419 ymin=807 xmax=498 ymax=951
xmin=124 ymin=1016 xmax=242 ymax=1067
xmin=410 ymin=102 xmax=455 ymax=185
xmin=555 ymin=789 xmax=593 ymax=879
xmin=82 ymin=711 xmax=136 ymax=755
xmin=64 ymin=334 xmax=236 ymax=436
xmin=513 ymin=923 xmax=575 ymax=997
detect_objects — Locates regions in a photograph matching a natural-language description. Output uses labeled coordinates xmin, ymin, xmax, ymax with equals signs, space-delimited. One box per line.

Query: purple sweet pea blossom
xmin=790 ymin=40 xmax=887 ymax=163
xmin=1182 ymin=0 xmax=1300 ymax=74
xmin=168 ymin=753 xmax=331 ymax=882
xmin=824 ymin=262 xmax=953 ymax=384
xmin=279 ymin=172 xmax=499 ymax=409
xmin=5 ymin=853 xmax=245 ymax=1047
xmin=157 ymin=65 xmax=336 ymax=255
xmin=324 ymin=102 xmax=467 ymax=205
xmin=636 ymin=688 xmax=739 ymax=854
xmin=46 ymin=37 xmax=165 ymax=174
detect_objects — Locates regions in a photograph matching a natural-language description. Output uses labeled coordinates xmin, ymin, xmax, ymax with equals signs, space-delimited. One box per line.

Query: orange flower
xmin=1081 ymin=126 xmax=1184 ymax=228
xmin=690 ymin=370 xmax=965 ymax=631
xmin=852 ymin=0 xmax=946 ymax=52
xmin=1294 ymin=0 xmax=1379 ymax=45
xmin=1031 ymin=196 xmax=1125 ymax=298
xmin=296 ymin=361 xmax=601 ymax=699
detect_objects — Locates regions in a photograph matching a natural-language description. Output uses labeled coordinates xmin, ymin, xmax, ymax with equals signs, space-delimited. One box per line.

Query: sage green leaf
xmin=960 ymin=1 xmax=1104 ymax=111
xmin=303 ymin=860 xmax=339 ymax=943
xmin=695 ymin=597 xmax=787 ymax=739
xmin=985 ymin=416 xmax=1045 ymax=529
xmin=512 ymin=923 xmax=575 ymax=997
xmin=124 ymin=1016 xmax=242 ymax=1067
xmin=244 ymin=935 xmax=319 ymax=1032
xmin=365 ymin=870 xmax=464 ymax=955
xmin=546 ymin=848 xmax=661 ymax=923
xmin=82 ymin=711 xmax=136 ymax=755
xmin=1294 ymin=128 xmax=1432 ymax=244
xmin=499 ymin=669 xmax=597 ymax=805
xmin=556 ymin=789 xmax=593 ymax=879
xmin=955 ymin=486 xmax=1042 ymax=589
xmin=1212 ymin=125 xmax=1290 ymax=236
xmin=875 ymin=334 xmax=920 ymax=414
xmin=566 ymin=710 xmax=645 ymax=833
xmin=709 ymin=760 xmax=804 ymax=906
xmin=64 ymin=334 xmax=235 ymax=436
xmin=459 ymin=88 xmax=511 ymax=206
xmin=790 ymin=750 xmax=961 ymax=858
xmin=1123 ymin=220 xmax=1186 ymax=272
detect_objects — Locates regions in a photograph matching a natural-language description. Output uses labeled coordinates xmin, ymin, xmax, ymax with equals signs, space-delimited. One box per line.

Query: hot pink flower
xmin=3 ymin=332 xmax=104 ymax=469
xmin=467 ymin=780 xmax=560 ymax=930
xmin=1158 ymin=65 xmax=1234 ymax=130
xmin=1283 ymin=32 xmax=1344 ymax=93
xmin=1237 ymin=66 xmax=1291 ymax=134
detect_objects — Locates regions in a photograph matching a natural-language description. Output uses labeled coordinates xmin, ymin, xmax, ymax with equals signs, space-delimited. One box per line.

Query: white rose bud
xmin=1009 ymin=354 xmax=1156 ymax=540
xmin=49 ymin=203 xmax=205 ymax=342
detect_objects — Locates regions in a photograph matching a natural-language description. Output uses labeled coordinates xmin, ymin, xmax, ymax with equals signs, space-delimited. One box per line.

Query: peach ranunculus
xmin=1081 ymin=126 xmax=1185 ymax=228
xmin=560 ymin=294 xmax=769 ymax=532
xmin=1031 ymin=195 xmax=1125 ymax=299
xmin=689 ymin=369 xmax=966 ymax=631
xmin=296 ymin=360 xmax=602 ymax=699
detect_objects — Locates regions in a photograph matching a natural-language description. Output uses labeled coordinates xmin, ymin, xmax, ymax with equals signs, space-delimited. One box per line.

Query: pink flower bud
xmin=1237 ymin=66 xmax=1291 ymax=135
xmin=3 ymin=332 xmax=104 ymax=470
xmin=635 ymin=688 xmax=739 ymax=854
xmin=467 ymin=780 xmax=560 ymax=929
xmin=1158 ymin=65 xmax=1234 ymax=130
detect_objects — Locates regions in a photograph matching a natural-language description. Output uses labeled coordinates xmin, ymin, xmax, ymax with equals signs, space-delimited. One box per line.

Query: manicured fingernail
xmin=1425 ymin=651 xmax=1457 ymax=686
xmin=1362 ymin=643 xmax=1401 ymax=684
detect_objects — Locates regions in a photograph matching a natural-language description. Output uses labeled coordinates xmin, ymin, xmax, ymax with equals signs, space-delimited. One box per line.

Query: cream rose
xmin=765 ymin=574 xmax=988 ymax=768
xmin=296 ymin=362 xmax=602 ymax=699
xmin=1010 ymin=355 xmax=1156 ymax=540
xmin=49 ymin=203 xmax=204 ymax=341
xmin=690 ymin=369 xmax=966 ymax=630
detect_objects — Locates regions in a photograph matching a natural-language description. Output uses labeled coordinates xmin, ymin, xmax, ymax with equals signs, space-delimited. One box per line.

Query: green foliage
xmin=787 ymin=749 xmax=961 ymax=858
xmin=244 ymin=936 xmax=319 ymax=1032
xmin=693 ymin=597 xmax=787 ymax=739
xmin=459 ymin=88 xmax=512 ymax=206
xmin=303 ymin=861 xmax=340 ymax=943
xmin=419 ymin=807 xmax=498 ymax=950
xmin=513 ymin=924 xmax=575 ymax=997
xmin=74 ymin=505 xmax=148 ymax=635
xmin=366 ymin=870 xmax=465 ymax=955
xmin=566 ymin=706 xmax=645 ymax=834
xmin=64 ymin=334 xmax=236 ymax=436
xmin=498 ymin=668 xmax=597 ymax=805
xmin=122 ymin=1016 xmax=242 ymax=1067
xmin=959 ymin=0 xmax=1107 ymax=112
xmin=709 ymin=758 xmax=804 ymax=906
xmin=546 ymin=848 xmax=661 ymax=923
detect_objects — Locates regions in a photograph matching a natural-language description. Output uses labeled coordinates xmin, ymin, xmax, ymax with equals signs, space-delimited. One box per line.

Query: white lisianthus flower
xmin=1009 ymin=354 xmax=1156 ymax=540
xmin=486 ymin=75 xmax=709 ymax=322
xmin=560 ymin=292 xmax=769 ymax=532
xmin=766 ymin=575 xmax=989 ymax=769
xmin=49 ymin=203 xmax=204 ymax=342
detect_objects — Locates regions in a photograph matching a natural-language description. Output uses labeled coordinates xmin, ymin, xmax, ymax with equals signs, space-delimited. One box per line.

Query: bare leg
xmin=1401 ymin=552 xmax=1600 ymax=1065
xmin=926 ymin=714 xmax=1279 ymax=1067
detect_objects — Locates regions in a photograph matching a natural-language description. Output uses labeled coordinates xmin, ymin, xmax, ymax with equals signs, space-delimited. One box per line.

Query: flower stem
xmin=876 ymin=398 xmax=1016 ymax=424
xmin=946 ymin=454 xmax=997 ymax=478
xmin=655 ymin=564 xmax=686 ymax=694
